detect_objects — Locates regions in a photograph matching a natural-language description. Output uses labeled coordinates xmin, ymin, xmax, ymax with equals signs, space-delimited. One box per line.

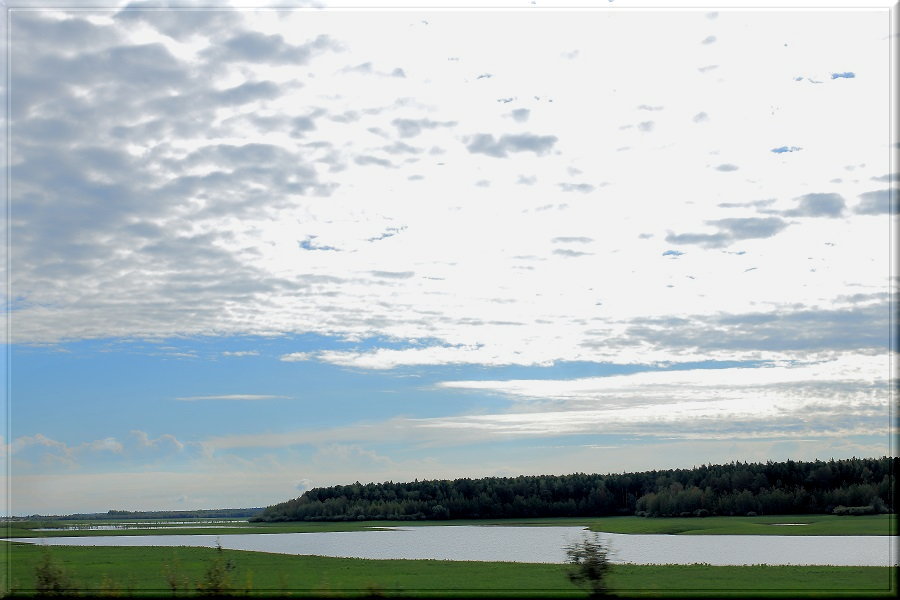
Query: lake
xmin=8 ymin=526 xmax=897 ymax=566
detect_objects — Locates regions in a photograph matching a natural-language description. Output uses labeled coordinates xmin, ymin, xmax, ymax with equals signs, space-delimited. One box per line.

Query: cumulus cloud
xmin=202 ymin=32 xmax=341 ymax=64
xmin=667 ymin=217 xmax=788 ymax=248
xmin=114 ymin=3 xmax=243 ymax=42
xmin=510 ymin=108 xmax=530 ymax=122
xmin=783 ymin=193 xmax=846 ymax=217
xmin=465 ymin=133 xmax=557 ymax=158
xmin=710 ymin=217 xmax=789 ymax=239
xmin=871 ymin=173 xmax=898 ymax=182
xmin=853 ymin=189 xmax=897 ymax=215
xmin=715 ymin=163 xmax=739 ymax=172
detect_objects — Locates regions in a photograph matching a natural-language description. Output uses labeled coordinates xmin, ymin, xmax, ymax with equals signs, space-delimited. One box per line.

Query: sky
xmin=2 ymin=0 xmax=898 ymax=515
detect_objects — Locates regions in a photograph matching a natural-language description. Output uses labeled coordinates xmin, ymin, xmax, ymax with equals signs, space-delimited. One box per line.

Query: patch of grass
xmin=584 ymin=514 xmax=896 ymax=536
xmin=1 ymin=541 xmax=895 ymax=598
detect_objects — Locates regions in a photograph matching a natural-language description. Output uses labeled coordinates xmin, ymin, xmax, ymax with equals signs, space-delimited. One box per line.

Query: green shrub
xmin=34 ymin=548 xmax=75 ymax=597
xmin=564 ymin=532 xmax=612 ymax=598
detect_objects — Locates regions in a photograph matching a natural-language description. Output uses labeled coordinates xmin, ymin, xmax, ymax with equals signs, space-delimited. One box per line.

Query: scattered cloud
xmin=871 ymin=173 xmax=898 ymax=183
xmin=558 ymin=183 xmax=595 ymax=193
xmin=771 ymin=146 xmax=802 ymax=153
xmin=354 ymin=155 xmax=394 ymax=168
xmin=667 ymin=217 xmax=788 ymax=248
xmin=831 ymin=71 xmax=856 ymax=79
xmin=854 ymin=189 xmax=897 ymax=215
xmin=510 ymin=108 xmax=531 ymax=122
xmin=465 ymin=133 xmax=558 ymax=158
xmin=131 ymin=430 xmax=185 ymax=452
xmin=783 ymin=193 xmax=846 ymax=218
xmin=715 ymin=164 xmax=739 ymax=172
xmin=701 ymin=35 xmax=717 ymax=44
xmin=280 ymin=353 xmax=313 ymax=363
xmin=391 ymin=118 xmax=457 ymax=138
xmin=203 ymin=32 xmax=341 ymax=65
xmin=553 ymin=248 xmax=592 ymax=258
xmin=552 ymin=237 xmax=592 ymax=244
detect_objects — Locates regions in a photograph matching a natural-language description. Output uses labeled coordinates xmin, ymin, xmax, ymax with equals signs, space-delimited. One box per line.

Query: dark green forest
xmin=253 ymin=456 xmax=897 ymax=522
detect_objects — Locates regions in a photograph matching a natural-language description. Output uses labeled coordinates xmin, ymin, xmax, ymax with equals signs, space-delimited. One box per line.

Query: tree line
xmin=19 ymin=508 xmax=264 ymax=521
xmin=252 ymin=456 xmax=896 ymax=522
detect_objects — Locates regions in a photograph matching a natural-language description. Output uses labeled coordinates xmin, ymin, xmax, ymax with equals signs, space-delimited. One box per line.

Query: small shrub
xmin=564 ymin=532 xmax=612 ymax=598
xmin=34 ymin=548 xmax=75 ymax=597
xmin=162 ymin=552 xmax=191 ymax=595
xmin=196 ymin=540 xmax=236 ymax=596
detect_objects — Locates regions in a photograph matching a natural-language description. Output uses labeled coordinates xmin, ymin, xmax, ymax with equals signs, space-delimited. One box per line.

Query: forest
xmin=252 ymin=456 xmax=896 ymax=522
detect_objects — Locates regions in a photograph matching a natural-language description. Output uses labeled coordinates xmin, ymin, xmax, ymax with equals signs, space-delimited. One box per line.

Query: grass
xmin=1 ymin=542 xmax=894 ymax=598
xmin=584 ymin=514 xmax=897 ymax=536
xmin=5 ymin=514 xmax=894 ymax=538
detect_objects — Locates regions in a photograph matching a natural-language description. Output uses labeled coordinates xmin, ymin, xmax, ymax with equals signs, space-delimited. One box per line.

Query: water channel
xmin=7 ymin=526 xmax=897 ymax=566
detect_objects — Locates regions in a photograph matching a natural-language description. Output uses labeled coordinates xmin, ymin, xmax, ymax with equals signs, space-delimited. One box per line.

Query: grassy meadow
xmin=4 ymin=513 xmax=895 ymax=538
xmin=1 ymin=541 xmax=896 ymax=598
xmin=2 ymin=514 xmax=895 ymax=597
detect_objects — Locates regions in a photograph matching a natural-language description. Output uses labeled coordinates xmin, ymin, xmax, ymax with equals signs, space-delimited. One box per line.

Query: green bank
xmin=1 ymin=542 xmax=894 ymax=598
xmin=5 ymin=513 xmax=894 ymax=538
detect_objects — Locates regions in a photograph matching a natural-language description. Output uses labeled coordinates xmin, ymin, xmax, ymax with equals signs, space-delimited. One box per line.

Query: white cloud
xmin=279 ymin=352 xmax=313 ymax=362
xmin=7 ymin=8 xmax=892 ymax=371
xmin=130 ymin=430 xmax=185 ymax=452
xmin=221 ymin=350 xmax=260 ymax=357
xmin=88 ymin=437 xmax=124 ymax=454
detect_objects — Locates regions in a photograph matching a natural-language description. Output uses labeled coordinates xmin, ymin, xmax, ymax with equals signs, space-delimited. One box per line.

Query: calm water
xmin=8 ymin=526 xmax=897 ymax=566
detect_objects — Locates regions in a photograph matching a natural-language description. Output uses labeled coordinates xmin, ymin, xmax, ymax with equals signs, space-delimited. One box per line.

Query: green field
xmin=5 ymin=513 xmax=894 ymax=538
xmin=1 ymin=542 xmax=895 ymax=598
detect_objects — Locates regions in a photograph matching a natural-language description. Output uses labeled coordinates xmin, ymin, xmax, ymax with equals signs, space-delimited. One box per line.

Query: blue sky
xmin=2 ymin=1 xmax=897 ymax=514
